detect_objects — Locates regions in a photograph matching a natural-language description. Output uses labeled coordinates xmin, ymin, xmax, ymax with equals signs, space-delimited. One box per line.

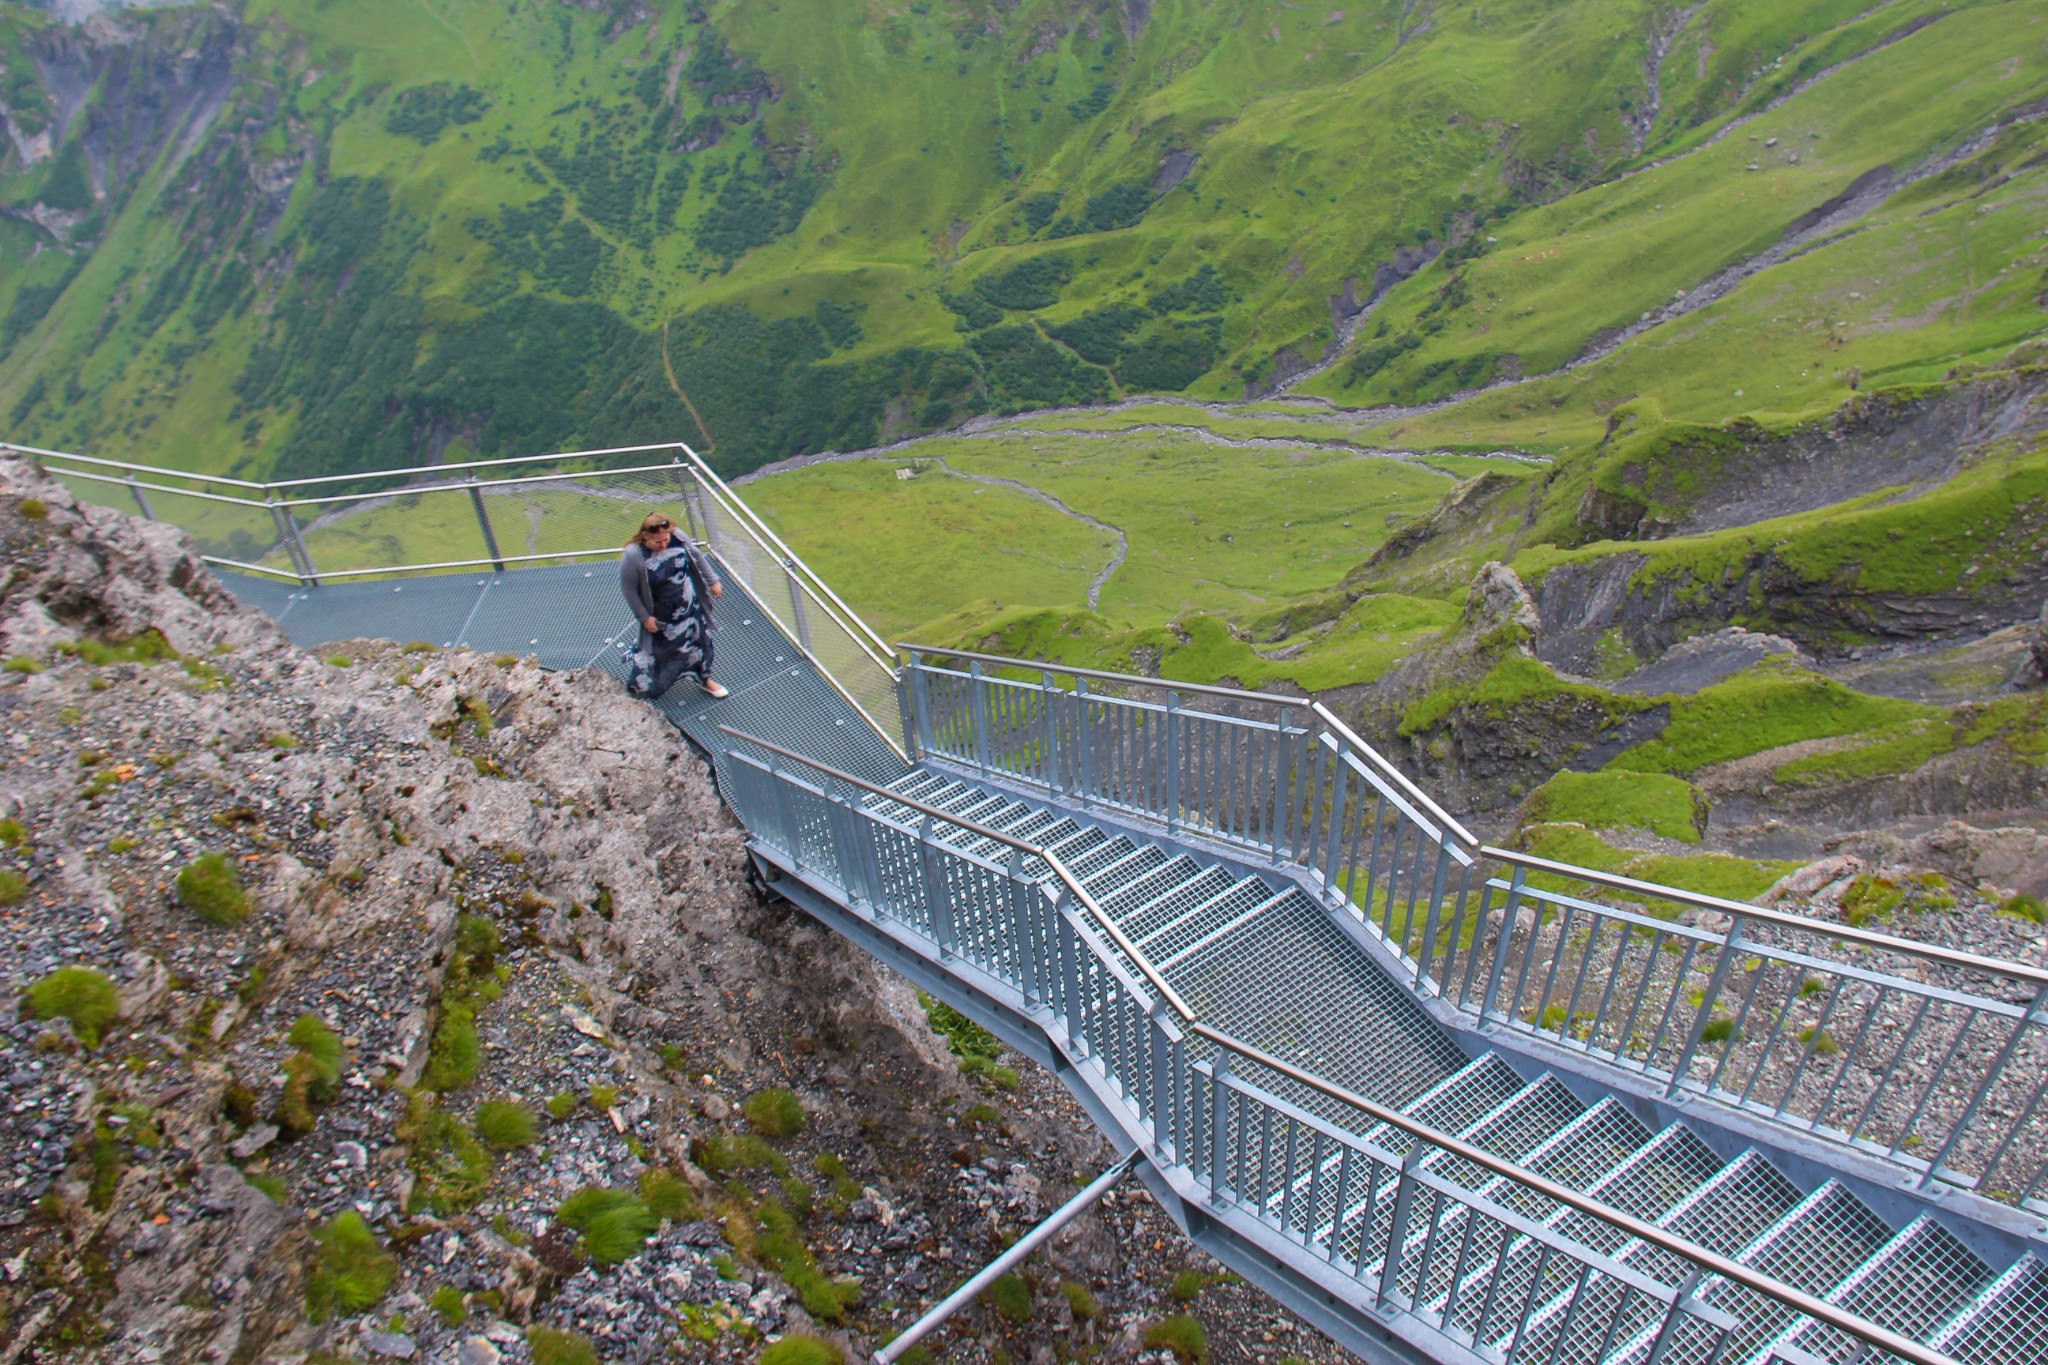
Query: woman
xmin=620 ymin=511 xmax=728 ymax=701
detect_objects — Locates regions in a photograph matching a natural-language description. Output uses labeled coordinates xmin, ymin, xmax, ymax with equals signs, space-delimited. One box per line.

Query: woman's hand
xmin=709 ymin=582 xmax=723 ymax=600
xmin=643 ymin=616 xmax=658 ymax=633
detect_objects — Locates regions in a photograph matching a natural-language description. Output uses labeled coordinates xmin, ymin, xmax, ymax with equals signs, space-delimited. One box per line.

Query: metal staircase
xmin=17 ymin=438 xmax=2048 ymax=1365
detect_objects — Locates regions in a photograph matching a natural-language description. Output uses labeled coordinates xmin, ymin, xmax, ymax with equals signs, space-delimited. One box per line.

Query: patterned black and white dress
xmin=624 ymin=541 xmax=720 ymax=700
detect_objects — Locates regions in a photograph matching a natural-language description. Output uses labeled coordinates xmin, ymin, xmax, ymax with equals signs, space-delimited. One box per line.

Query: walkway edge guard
xmin=894 ymin=646 xmax=2048 ymax=1210
xmin=719 ymin=725 xmax=1961 ymax=1365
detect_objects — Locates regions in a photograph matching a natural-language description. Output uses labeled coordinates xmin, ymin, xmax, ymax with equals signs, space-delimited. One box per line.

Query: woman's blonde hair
xmin=627 ymin=512 xmax=675 ymax=547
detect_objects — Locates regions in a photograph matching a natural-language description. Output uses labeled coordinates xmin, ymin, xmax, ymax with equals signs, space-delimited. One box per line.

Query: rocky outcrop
xmin=0 ymin=460 xmax=1364 ymax=1365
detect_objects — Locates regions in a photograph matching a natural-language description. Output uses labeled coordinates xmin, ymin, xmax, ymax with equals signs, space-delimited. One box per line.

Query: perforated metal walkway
xmin=215 ymin=564 xmax=907 ymax=786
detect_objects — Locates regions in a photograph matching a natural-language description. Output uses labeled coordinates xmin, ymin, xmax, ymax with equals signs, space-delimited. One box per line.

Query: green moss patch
xmin=1517 ymin=824 xmax=1795 ymax=907
xmin=1522 ymin=770 xmax=1706 ymax=844
xmin=22 ymin=966 xmax=119 ymax=1047
xmin=1609 ymin=658 xmax=1932 ymax=775
xmin=556 ymin=1187 xmax=659 ymax=1266
xmin=175 ymin=852 xmax=250 ymax=925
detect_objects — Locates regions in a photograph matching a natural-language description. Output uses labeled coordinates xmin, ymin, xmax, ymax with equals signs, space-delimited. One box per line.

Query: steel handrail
xmin=43 ymin=465 xmax=275 ymax=508
xmin=677 ymin=442 xmax=896 ymax=664
xmin=718 ymin=725 xmax=1192 ymax=1019
xmin=1313 ymin=700 xmax=1478 ymax=850
xmin=1485 ymin=846 xmax=2048 ymax=989
xmin=7 ymin=442 xmax=272 ymax=489
xmin=269 ymin=459 xmax=693 ymax=508
xmin=679 ymin=451 xmax=901 ymax=681
xmin=1193 ymin=1027 xmax=1959 ymax=1365
xmin=900 ymin=643 xmax=1315 ymax=709
xmin=721 ymin=724 xmax=1960 ymax=1365
xmin=256 ymin=441 xmax=693 ymax=489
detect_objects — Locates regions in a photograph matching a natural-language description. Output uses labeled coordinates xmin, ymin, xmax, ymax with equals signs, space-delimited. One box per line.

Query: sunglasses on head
xmin=644 ymin=519 xmax=672 ymax=532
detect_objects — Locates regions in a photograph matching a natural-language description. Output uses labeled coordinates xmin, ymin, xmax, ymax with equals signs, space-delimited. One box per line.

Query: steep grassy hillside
xmin=5 ymin=0 xmax=2041 ymax=483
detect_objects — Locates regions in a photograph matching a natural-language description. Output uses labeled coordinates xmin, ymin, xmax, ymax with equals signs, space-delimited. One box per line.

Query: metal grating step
xmin=1065 ymin=834 xmax=1138 ymax=881
xmin=1773 ymin=1215 xmax=1991 ymax=1364
xmin=1047 ymin=825 xmax=1111 ymax=866
xmin=1931 ymin=1253 xmax=2048 ymax=1365
xmin=1522 ymin=1152 xmax=1805 ymax=1365
xmin=1616 ymin=1181 xmax=1892 ymax=1365
xmin=1478 ymin=1126 xmax=1726 ymax=1353
xmin=1080 ymin=844 xmax=1170 ymax=899
xmin=1432 ymin=1098 xmax=1653 ymax=1333
xmin=1139 ymin=876 xmax=1272 ymax=958
xmin=1100 ymin=857 xmax=1205 ymax=919
xmin=1176 ymin=889 xmax=1467 ymax=1113
xmin=1369 ymin=1054 xmax=1525 ymax=1158
xmin=1373 ymin=1078 xmax=1589 ymax=1300
xmin=1117 ymin=864 xmax=1237 ymax=937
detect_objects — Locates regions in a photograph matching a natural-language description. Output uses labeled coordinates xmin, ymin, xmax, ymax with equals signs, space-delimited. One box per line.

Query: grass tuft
xmin=1144 ymin=1315 xmax=1210 ymax=1364
xmin=0 ymin=868 xmax=30 ymax=906
xmin=1061 ymin=1279 xmax=1099 ymax=1321
xmin=430 ymin=1284 xmax=467 ymax=1328
xmin=988 ymin=1270 xmax=1033 ymax=1323
xmin=2001 ymin=893 xmax=2047 ymax=925
xmin=556 ymin=1187 xmax=660 ymax=1265
xmin=759 ymin=1337 xmax=842 ymax=1365
xmin=640 ymin=1167 xmax=702 ymax=1221
xmin=474 ymin=1099 xmax=537 ymax=1149
xmin=527 ymin=1326 xmax=600 ymax=1365
xmin=23 ymin=966 xmax=119 ymax=1047
xmin=306 ymin=1211 xmax=397 ymax=1322
xmin=743 ymin=1087 xmax=806 ymax=1139
xmin=422 ymin=1003 xmax=479 ymax=1091
xmin=175 ymin=852 xmax=250 ymax=925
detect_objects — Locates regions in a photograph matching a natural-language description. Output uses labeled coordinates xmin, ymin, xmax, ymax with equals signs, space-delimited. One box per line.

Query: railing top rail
xmin=1486 ymin=846 xmax=2048 ymax=989
xmin=268 ymin=459 xmax=698 ymax=508
xmin=1192 ymin=1024 xmax=1961 ymax=1365
xmin=11 ymin=440 xmax=690 ymax=490
xmin=899 ymin=645 xmax=1316 ymax=711
xmin=677 ymin=442 xmax=895 ymax=664
xmin=6 ymin=442 xmax=276 ymax=489
xmin=719 ymin=725 xmax=1193 ymax=1020
xmin=1312 ymin=700 xmax=1477 ymax=849
xmin=47 ymin=465 xmax=275 ymax=508
xmin=725 ymin=723 xmax=1959 ymax=1365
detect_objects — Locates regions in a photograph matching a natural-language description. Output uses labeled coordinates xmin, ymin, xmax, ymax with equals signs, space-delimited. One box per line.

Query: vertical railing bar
xmin=1780 ymin=973 xmax=1849 ymax=1117
xmin=1587 ymin=913 xmax=1633 ymax=1054
xmin=1322 ymin=747 xmax=1349 ymax=906
xmin=1670 ymin=921 xmax=1749 ymax=1098
xmin=1938 ymin=985 xmax=2048 ymax=1188
xmin=1618 ymin=927 xmax=1670 ymax=1066
xmin=1849 ymin=993 xmax=1933 ymax=1145
xmin=1648 ymin=938 xmax=1703 ymax=1073
xmin=1893 ymin=1011 xmax=1977 ymax=1161
xmin=1818 ymin=982 xmax=1886 ymax=1132
xmin=1560 ymin=914 xmax=1603 ymax=1044
xmin=1532 ymin=905 xmax=1577 ymax=1039
xmin=1740 ymin=961 xmax=1810 ymax=1107
xmin=1506 ymin=887 xmax=1550 ymax=1030
xmin=1471 ymin=1228 xmax=1517 ymax=1349
xmin=1500 ymin=1243 xmax=1554 ymax=1365
xmin=1416 ymin=842 xmax=1452 ymax=988
xmin=1481 ymin=868 xmax=1527 ymax=1024
xmin=1707 ymin=950 xmax=1772 ymax=1096
xmin=1456 ymin=881 xmax=1496 ymax=1010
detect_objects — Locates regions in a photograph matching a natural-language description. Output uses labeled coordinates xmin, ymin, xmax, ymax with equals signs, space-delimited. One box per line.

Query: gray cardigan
xmin=620 ymin=539 xmax=721 ymax=624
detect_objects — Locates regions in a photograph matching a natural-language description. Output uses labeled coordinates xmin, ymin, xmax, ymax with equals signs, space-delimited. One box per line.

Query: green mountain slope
xmin=4 ymin=0 xmax=2040 ymax=482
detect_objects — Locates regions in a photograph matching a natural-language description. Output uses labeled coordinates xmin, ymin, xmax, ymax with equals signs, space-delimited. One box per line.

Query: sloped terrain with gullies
xmin=1 ymin=0 xmax=2044 ymax=480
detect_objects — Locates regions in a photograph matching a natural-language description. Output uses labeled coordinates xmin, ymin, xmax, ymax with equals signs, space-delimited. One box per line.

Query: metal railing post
xmin=1148 ymin=999 xmax=1173 ymax=1159
xmin=1042 ymin=671 xmax=1061 ymax=797
xmin=1670 ymin=915 xmax=1747 ymax=1097
xmin=1479 ymin=865 xmax=1525 ymax=1024
xmin=968 ymin=660 xmax=992 ymax=777
xmin=125 ymin=472 xmax=155 ymax=521
xmin=468 ymin=476 xmax=506 ymax=573
xmin=265 ymin=490 xmax=317 ymax=587
xmin=1415 ymin=842 xmax=1453 ymax=991
xmin=1207 ymin=1053 xmax=1232 ymax=1204
xmin=919 ymin=814 xmax=956 ymax=956
xmin=675 ymin=460 xmax=703 ymax=541
xmin=1643 ymin=1272 xmax=1708 ymax=1365
xmin=784 ymin=559 xmax=812 ymax=649
xmin=908 ymin=659 xmax=935 ymax=756
xmin=1164 ymin=691 xmax=1181 ymax=836
xmin=895 ymin=665 xmax=918 ymax=760
xmin=1378 ymin=1142 xmax=1427 ymax=1307
xmin=1075 ymin=677 xmax=1093 ymax=810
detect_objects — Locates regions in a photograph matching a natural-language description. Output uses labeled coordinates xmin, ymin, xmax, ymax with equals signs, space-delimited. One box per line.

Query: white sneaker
xmin=702 ymin=679 xmax=730 ymax=699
